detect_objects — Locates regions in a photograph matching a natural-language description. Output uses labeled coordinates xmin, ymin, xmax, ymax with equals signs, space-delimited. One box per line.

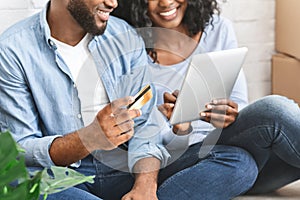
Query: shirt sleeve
xmin=221 ymin=17 xmax=249 ymax=109
xmin=128 ymin=104 xmax=171 ymax=171
xmin=230 ymin=69 xmax=249 ymax=110
xmin=120 ymin=32 xmax=170 ymax=172
xmin=220 ymin=17 xmax=238 ymax=50
xmin=0 ymin=47 xmax=58 ymax=168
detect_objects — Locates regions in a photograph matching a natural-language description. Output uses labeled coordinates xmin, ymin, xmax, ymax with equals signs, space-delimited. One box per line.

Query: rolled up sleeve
xmin=19 ymin=135 xmax=61 ymax=167
xmin=0 ymin=48 xmax=57 ymax=168
xmin=128 ymin=106 xmax=171 ymax=172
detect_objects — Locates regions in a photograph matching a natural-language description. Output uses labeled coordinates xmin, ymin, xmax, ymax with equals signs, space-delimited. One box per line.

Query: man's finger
xmin=112 ymin=109 xmax=141 ymax=126
xmin=114 ymin=120 xmax=135 ymax=134
xmin=109 ymin=96 xmax=135 ymax=113
xmin=115 ymin=129 xmax=134 ymax=146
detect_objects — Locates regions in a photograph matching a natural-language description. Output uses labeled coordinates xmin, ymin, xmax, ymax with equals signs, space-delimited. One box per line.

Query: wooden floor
xmin=235 ymin=180 xmax=300 ymax=200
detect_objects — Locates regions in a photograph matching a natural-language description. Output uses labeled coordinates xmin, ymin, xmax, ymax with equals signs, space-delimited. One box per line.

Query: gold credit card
xmin=127 ymin=84 xmax=153 ymax=110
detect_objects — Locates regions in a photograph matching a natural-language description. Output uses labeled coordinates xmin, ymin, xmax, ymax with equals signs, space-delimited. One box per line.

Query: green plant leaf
xmin=0 ymin=181 xmax=28 ymax=200
xmin=0 ymin=156 xmax=27 ymax=188
xmin=0 ymin=132 xmax=35 ymax=200
xmin=0 ymin=131 xmax=95 ymax=200
xmin=40 ymin=166 xmax=95 ymax=195
xmin=26 ymin=171 xmax=42 ymax=200
xmin=0 ymin=131 xmax=21 ymax=172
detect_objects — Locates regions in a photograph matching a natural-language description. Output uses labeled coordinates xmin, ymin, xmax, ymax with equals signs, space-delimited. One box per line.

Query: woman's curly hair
xmin=113 ymin=0 xmax=220 ymax=62
xmin=113 ymin=0 xmax=220 ymax=37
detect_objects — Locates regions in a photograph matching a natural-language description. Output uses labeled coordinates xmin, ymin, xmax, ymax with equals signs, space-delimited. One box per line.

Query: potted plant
xmin=0 ymin=131 xmax=95 ymax=200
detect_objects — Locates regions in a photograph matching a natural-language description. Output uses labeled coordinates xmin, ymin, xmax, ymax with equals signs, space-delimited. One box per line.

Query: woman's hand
xmin=200 ymin=98 xmax=238 ymax=128
xmin=158 ymin=90 xmax=192 ymax=135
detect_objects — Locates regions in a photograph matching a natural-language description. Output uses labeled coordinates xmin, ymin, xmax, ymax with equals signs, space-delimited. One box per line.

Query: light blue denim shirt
xmin=0 ymin=4 xmax=169 ymax=171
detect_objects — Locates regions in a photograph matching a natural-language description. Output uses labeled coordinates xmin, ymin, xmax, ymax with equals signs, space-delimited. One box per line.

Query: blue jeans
xmin=39 ymin=187 xmax=101 ymax=200
xmin=208 ymin=95 xmax=300 ymax=194
xmin=157 ymin=144 xmax=257 ymax=200
xmin=43 ymin=144 xmax=257 ymax=200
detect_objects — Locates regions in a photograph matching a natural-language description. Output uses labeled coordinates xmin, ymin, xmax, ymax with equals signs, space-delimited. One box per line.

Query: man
xmin=0 ymin=0 xmax=169 ymax=199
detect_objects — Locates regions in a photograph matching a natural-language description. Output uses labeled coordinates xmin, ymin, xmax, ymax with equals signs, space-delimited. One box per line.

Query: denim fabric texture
xmin=209 ymin=95 xmax=300 ymax=194
xmin=0 ymin=4 xmax=169 ymax=171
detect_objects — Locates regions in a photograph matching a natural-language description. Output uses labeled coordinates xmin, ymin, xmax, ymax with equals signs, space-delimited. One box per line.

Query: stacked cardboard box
xmin=272 ymin=0 xmax=300 ymax=104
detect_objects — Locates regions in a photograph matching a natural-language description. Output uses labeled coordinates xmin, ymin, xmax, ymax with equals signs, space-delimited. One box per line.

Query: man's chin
xmin=88 ymin=25 xmax=106 ymax=36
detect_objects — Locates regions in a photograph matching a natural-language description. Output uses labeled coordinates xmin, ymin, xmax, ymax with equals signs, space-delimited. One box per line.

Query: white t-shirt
xmin=51 ymin=35 xmax=109 ymax=125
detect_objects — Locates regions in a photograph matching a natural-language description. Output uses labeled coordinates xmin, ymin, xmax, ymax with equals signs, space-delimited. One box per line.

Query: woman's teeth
xmin=159 ymin=8 xmax=177 ymax=17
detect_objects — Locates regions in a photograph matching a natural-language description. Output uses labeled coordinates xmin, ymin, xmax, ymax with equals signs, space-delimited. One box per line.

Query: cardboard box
xmin=276 ymin=0 xmax=300 ymax=59
xmin=272 ymin=54 xmax=300 ymax=104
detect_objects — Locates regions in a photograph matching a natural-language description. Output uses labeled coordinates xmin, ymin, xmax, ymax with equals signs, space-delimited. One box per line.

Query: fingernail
xmin=129 ymin=96 xmax=135 ymax=102
xmin=206 ymin=104 xmax=212 ymax=109
xmin=137 ymin=109 xmax=142 ymax=116
xmin=212 ymin=99 xmax=218 ymax=104
xmin=200 ymin=112 xmax=206 ymax=117
xmin=169 ymin=103 xmax=175 ymax=108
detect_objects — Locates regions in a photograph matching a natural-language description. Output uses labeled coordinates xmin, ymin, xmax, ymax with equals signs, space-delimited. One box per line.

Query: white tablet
xmin=169 ymin=47 xmax=248 ymax=125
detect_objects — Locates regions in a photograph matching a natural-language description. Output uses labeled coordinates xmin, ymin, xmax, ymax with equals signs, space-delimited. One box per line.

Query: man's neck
xmin=47 ymin=1 xmax=86 ymax=46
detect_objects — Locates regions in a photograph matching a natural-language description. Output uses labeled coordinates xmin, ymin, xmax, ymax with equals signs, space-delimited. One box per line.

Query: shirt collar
xmin=39 ymin=1 xmax=54 ymax=50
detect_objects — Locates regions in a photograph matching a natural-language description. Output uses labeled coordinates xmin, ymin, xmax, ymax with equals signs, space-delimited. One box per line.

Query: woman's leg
xmin=210 ymin=95 xmax=300 ymax=193
xmin=247 ymin=152 xmax=300 ymax=194
xmin=157 ymin=144 xmax=257 ymax=200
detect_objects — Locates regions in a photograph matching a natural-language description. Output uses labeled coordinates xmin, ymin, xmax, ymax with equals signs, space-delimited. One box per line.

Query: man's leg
xmin=40 ymin=186 xmax=102 ymax=200
xmin=75 ymin=155 xmax=134 ymax=200
xmin=157 ymin=144 xmax=257 ymax=200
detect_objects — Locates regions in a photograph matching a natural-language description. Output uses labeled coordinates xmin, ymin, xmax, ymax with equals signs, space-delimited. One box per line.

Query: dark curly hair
xmin=112 ymin=0 xmax=220 ymax=62
xmin=113 ymin=0 xmax=220 ymax=37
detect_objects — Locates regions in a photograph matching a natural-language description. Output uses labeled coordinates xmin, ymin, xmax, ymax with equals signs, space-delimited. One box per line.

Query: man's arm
xmin=122 ymin=157 xmax=160 ymax=200
xmin=49 ymin=96 xmax=141 ymax=166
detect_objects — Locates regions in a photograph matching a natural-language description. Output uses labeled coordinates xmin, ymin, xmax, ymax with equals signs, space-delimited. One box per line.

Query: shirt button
xmin=77 ymin=114 xmax=82 ymax=119
xmin=48 ymin=39 xmax=55 ymax=47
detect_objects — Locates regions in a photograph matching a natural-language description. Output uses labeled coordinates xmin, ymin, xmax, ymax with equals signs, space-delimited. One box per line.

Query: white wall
xmin=220 ymin=0 xmax=275 ymax=102
xmin=0 ymin=0 xmax=47 ymax=33
xmin=0 ymin=0 xmax=275 ymax=102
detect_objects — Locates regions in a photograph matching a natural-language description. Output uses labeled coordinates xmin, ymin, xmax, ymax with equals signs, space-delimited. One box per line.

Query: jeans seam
xmin=278 ymin=128 xmax=300 ymax=159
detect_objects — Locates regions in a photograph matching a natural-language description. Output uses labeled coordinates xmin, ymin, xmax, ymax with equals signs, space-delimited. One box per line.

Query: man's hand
xmin=158 ymin=90 xmax=192 ymax=135
xmin=81 ymin=96 xmax=142 ymax=151
xmin=49 ymin=96 xmax=141 ymax=166
xmin=200 ymin=98 xmax=238 ymax=128
xmin=121 ymin=187 xmax=158 ymax=200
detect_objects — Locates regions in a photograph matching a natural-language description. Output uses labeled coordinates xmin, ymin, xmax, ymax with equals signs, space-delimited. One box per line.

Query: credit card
xmin=127 ymin=84 xmax=153 ymax=110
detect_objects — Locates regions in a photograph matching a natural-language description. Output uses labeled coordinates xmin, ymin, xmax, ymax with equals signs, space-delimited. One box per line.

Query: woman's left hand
xmin=200 ymin=99 xmax=238 ymax=128
xmin=158 ymin=90 xmax=192 ymax=135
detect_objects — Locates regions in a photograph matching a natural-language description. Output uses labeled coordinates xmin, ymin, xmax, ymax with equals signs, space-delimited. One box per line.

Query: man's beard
xmin=67 ymin=0 xmax=106 ymax=36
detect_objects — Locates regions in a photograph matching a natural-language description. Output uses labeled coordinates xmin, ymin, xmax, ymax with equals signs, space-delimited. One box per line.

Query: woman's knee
xmin=252 ymin=95 xmax=298 ymax=115
xmin=210 ymin=145 xmax=257 ymax=170
xmin=210 ymin=145 xmax=258 ymax=192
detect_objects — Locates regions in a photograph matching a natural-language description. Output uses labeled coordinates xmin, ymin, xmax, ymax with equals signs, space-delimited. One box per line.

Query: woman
xmin=113 ymin=0 xmax=300 ymax=199
xmin=114 ymin=1 xmax=257 ymax=200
